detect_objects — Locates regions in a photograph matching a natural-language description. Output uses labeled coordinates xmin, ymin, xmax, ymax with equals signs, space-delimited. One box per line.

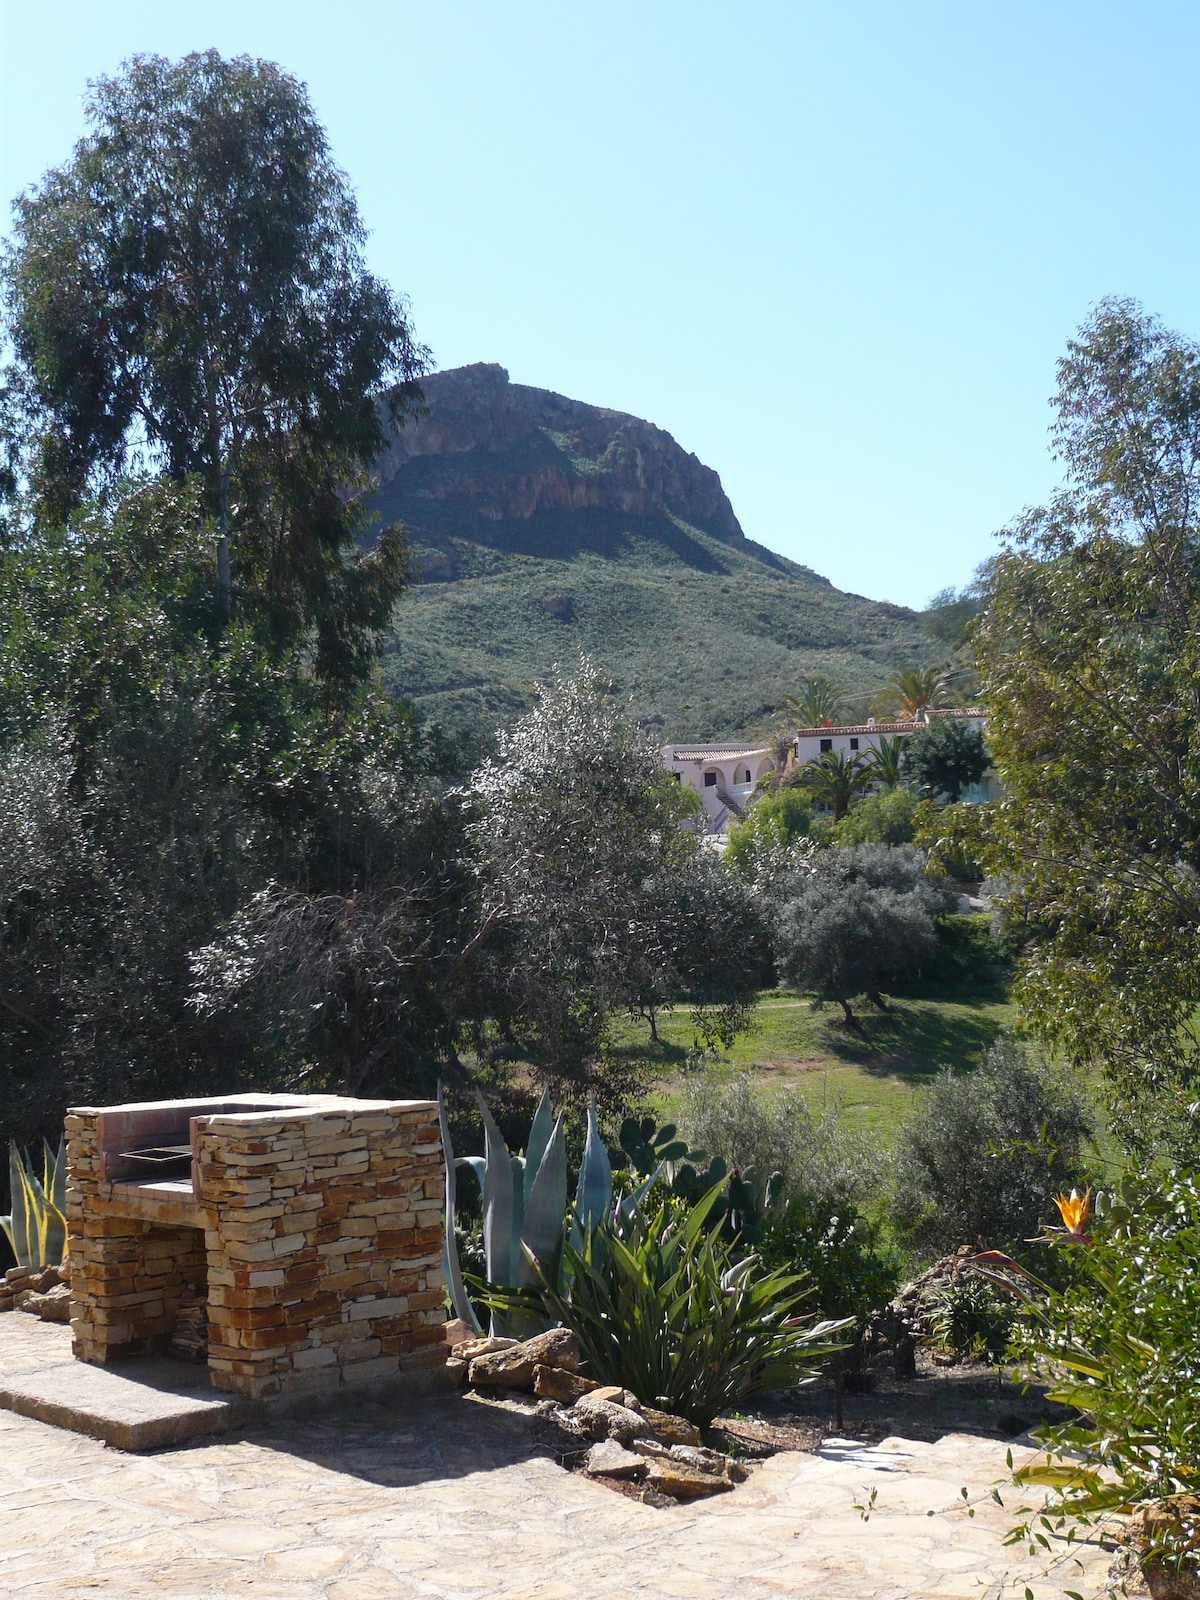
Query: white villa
xmin=793 ymin=709 xmax=995 ymax=804
xmin=660 ymin=743 xmax=776 ymax=834
xmin=662 ymin=710 xmax=996 ymax=835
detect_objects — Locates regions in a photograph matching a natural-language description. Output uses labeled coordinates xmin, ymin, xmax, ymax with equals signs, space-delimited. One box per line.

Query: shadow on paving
xmin=244 ymin=1390 xmax=574 ymax=1489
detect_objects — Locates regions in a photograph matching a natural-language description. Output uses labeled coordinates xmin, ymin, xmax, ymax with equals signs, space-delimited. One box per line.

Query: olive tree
xmin=774 ymin=844 xmax=953 ymax=1023
xmin=466 ymin=664 xmax=764 ymax=1109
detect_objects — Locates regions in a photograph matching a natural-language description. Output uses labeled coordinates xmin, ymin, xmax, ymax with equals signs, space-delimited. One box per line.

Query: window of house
xmin=703 ymin=771 xmax=718 ymax=787
xmin=819 ymin=738 xmax=833 ymax=753
xmin=739 ymin=768 xmax=750 ymax=783
xmin=849 ymin=738 xmax=859 ymax=750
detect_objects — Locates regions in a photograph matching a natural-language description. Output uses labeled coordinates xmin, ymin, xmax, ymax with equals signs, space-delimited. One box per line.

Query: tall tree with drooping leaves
xmin=2 ymin=49 xmax=426 ymax=692
xmin=973 ymin=297 xmax=1200 ymax=1157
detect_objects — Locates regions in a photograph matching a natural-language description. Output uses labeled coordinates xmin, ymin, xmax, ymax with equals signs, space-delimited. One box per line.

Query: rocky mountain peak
xmin=373 ymin=363 xmax=746 ymax=547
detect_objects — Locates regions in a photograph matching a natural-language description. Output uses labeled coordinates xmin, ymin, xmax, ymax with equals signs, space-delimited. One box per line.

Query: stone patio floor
xmin=0 ymin=1322 xmax=1119 ymax=1599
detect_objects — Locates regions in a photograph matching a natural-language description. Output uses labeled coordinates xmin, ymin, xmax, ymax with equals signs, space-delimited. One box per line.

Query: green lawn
xmin=611 ymin=993 xmax=1017 ymax=1138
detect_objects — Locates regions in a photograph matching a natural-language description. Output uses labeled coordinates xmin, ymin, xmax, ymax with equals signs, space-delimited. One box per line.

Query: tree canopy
xmin=2 ymin=50 xmax=426 ymax=686
xmin=774 ymin=844 xmax=952 ymax=1023
xmin=902 ymin=716 xmax=988 ymax=804
xmin=973 ymin=298 xmax=1200 ymax=1154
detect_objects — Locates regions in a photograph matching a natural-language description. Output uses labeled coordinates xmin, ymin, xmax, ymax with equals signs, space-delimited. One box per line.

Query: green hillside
xmin=374 ymin=365 xmax=936 ymax=741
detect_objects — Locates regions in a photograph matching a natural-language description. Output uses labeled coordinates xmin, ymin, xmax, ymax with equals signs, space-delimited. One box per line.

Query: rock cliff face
xmin=372 ymin=363 xmax=746 ymax=551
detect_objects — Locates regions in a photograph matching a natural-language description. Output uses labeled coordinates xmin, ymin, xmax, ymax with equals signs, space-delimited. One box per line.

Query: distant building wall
xmin=660 ymin=744 xmax=775 ymax=834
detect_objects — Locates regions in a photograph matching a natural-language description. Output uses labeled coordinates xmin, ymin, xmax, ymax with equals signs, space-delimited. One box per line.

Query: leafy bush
xmin=892 ymin=1038 xmax=1094 ymax=1254
xmin=927 ymin=1275 xmax=1016 ymax=1366
xmin=677 ymin=1073 xmax=887 ymax=1214
xmin=484 ymin=1187 xmax=851 ymax=1431
xmin=833 ymin=787 xmax=919 ymax=847
xmin=759 ymin=1196 xmax=900 ymax=1340
xmin=725 ymin=788 xmax=813 ymax=874
xmin=999 ymin=1170 xmax=1200 ymax=1583
xmin=774 ymin=843 xmax=955 ymax=1022
xmin=891 ymin=912 xmax=1010 ymax=1000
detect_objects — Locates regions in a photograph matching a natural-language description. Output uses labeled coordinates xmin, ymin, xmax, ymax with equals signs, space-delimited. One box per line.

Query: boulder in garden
xmin=468 ymin=1327 xmax=580 ymax=1388
xmin=533 ymin=1364 xmax=599 ymax=1403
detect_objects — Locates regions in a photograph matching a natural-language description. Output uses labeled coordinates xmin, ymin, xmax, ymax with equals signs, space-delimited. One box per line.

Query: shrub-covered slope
xmin=373 ymin=364 xmax=934 ymax=740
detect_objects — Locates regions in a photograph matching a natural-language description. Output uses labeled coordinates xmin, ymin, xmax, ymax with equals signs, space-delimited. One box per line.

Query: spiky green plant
xmin=2 ymin=1139 xmax=67 ymax=1269
xmin=483 ymin=1185 xmax=851 ymax=1430
xmin=438 ymin=1086 xmax=612 ymax=1335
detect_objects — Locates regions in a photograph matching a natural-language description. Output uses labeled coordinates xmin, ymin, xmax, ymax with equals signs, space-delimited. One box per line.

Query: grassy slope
xmin=611 ymin=993 xmax=1016 ymax=1137
xmin=382 ymin=523 xmax=935 ymax=743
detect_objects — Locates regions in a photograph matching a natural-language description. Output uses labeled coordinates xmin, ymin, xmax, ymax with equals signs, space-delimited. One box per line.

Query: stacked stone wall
xmin=65 ymin=1097 xmax=446 ymax=1398
xmin=199 ymin=1104 xmax=445 ymax=1398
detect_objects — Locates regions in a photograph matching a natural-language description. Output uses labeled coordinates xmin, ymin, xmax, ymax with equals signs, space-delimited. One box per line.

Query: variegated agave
xmin=1 ymin=1139 xmax=67 ymax=1270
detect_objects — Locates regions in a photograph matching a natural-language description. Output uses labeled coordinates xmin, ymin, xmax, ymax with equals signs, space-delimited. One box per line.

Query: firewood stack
xmin=168 ymin=1283 xmax=208 ymax=1362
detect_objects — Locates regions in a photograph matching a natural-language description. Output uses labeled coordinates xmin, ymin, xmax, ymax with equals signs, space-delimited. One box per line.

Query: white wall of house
xmin=793 ymin=711 xmax=997 ymax=801
xmin=660 ymin=745 xmax=775 ymax=834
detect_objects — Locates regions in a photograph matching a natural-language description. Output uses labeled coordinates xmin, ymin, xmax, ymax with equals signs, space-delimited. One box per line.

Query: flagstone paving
xmin=0 ymin=1380 xmax=1117 ymax=1598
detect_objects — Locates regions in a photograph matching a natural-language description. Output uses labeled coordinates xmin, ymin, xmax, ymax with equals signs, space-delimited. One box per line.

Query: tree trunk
xmin=840 ymin=997 xmax=856 ymax=1025
xmin=867 ymin=990 xmax=890 ymax=1012
xmin=217 ymin=467 xmax=232 ymax=623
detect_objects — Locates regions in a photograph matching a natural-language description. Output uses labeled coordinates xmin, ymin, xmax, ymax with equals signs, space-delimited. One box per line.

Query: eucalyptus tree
xmin=2 ymin=49 xmax=426 ymax=688
xmin=974 ymin=298 xmax=1200 ymax=1154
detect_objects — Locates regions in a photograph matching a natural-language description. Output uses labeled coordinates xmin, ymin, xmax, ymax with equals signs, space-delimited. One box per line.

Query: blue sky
xmin=3 ymin=2 xmax=1199 ymax=608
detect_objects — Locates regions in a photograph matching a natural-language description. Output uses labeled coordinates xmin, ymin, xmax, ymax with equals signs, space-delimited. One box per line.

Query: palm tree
xmin=784 ymin=675 xmax=842 ymax=728
xmin=796 ymin=749 xmax=872 ymax=821
xmin=868 ymin=735 xmax=906 ymax=789
xmin=880 ymin=665 xmax=954 ymax=721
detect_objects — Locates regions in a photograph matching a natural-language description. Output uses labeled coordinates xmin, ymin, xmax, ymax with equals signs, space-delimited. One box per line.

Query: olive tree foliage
xmin=774 ymin=844 xmax=954 ymax=1023
xmin=971 ymin=299 xmax=1200 ymax=1156
xmin=1 ymin=50 xmax=425 ymax=685
xmin=892 ymin=1039 xmax=1093 ymax=1254
xmin=901 ymin=716 xmax=989 ymax=804
xmin=465 ymin=666 xmax=766 ymax=1111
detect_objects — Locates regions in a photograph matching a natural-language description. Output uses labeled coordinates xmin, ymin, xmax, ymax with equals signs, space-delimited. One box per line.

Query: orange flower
xmin=1053 ymin=1188 xmax=1091 ymax=1237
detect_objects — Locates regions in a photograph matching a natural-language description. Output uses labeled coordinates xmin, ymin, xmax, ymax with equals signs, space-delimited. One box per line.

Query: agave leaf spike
xmin=510 ymin=1154 xmax=526 ymax=1267
xmin=523 ymin=1087 xmax=554 ymax=1210
xmin=437 ymin=1085 xmax=481 ymax=1334
xmin=575 ymin=1097 xmax=613 ymax=1237
xmin=476 ymin=1092 xmax=515 ymax=1298
xmin=519 ymin=1114 xmax=567 ymax=1289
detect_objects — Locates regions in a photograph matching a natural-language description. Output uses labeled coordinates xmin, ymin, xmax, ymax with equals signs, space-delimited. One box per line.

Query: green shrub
xmin=677 ymin=1072 xmax=887 ymax=1214
xmin=759 ymin=1195 xmax=900 ymax=1338
xmin=725 ymin=788 xmax=813 ymax=873
xmin=892 ymin=1038 xmax=1093 ymax=1255
xmin=927 ymin=1274 xmax=1016 ymax=1366
xmin=998 ymin=1170 xmax=1200 ymax=1583
xmin=833 ymin=787 xmax=919 ymax=847
xmin=891 ymin=912 xmax=1010 ymax=999
xmin=484 ymin=1187 xmax=851 ymax=1431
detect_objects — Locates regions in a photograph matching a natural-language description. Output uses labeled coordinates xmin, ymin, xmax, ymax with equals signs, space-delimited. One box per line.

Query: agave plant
xmin=483 ymin=1184 xmax=852 ymax=1430
xmin=438 ymin=1085 xmax=614 ymax=1335
xmin=1 ymin=1139 xmax=67 ymax=1270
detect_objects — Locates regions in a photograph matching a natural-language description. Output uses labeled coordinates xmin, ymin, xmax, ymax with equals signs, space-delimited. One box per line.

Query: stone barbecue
xmin=64 ymin=1093 xmax=447 ymax=1399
